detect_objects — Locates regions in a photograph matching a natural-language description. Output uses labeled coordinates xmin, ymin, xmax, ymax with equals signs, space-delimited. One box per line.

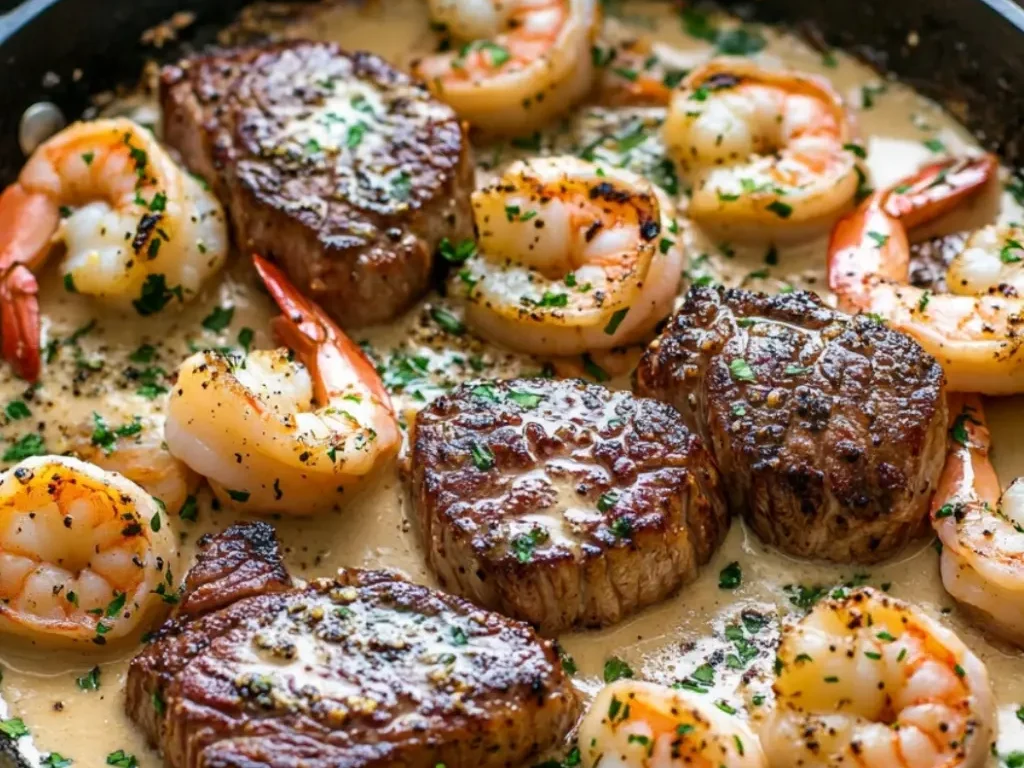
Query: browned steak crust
xmin=126 ymin=524 xmax=576 ymax=768
xmin=161 ymin=40 xmax=474 ymax=327
xmin=635 ymin=287 xmax=948 ymax=563
xmin=410 ymin=378 xmax=729 ymax=634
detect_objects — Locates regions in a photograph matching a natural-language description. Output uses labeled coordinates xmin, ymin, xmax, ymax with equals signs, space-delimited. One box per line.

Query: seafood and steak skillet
xmin=2 ymin=0 xmax=1024 ymax=766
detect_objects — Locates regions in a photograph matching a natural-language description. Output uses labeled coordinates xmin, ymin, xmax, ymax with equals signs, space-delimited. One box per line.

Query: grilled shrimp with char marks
xmin=931 ymin=394 xmax=1024 ymax=646
xmin=663 ymin=59 xmax=858 ymax=242
xmin=580 ymin=680 xmax=766 ymax=768
xmin=413 ymin=0 xmax=599 ymax=136
xmin=0 ymin=455 xmax=176 ymax=646
xmin=165 ymin=256 xmax=401 ymax=516
xmin=451 ymin=156 xmax=683 ymax=355
xmin=762 ymin=587 xmax=995 ymax=768
xmin=0 ymin=118 xmax=228 ymax=381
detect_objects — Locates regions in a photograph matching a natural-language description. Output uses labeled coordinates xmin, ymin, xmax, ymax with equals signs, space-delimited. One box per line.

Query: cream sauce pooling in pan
xmin=1 ymin=1 xmax=1023 ymax=765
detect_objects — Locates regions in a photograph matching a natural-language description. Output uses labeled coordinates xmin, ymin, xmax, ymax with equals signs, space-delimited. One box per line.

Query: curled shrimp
xmin=579 ymin=680 xmax=766 ymax=768
xmin=0 ymin=455 xmax=176 ymax=646
xmin=762 ymin=587 xmax=995 ymax=768
xmin=165 ymin=255 xmax=401 ymax=515
xmin=450 ymin=156 xmax=683 ymax=356
xmin=412 ymin=0 xmax=599 ymax=136
xmin=931 ymin=394 xmax=1024 ymax=646
xmin=0 ymin=118 xmax=229 ymax=381
xmin=827 ymin=154 xmax=1024 ymax=394
xmin=70 ymin=425 xmax=200 ymax=517
xmin=663 ymin=59 xmax=858 ymax=242
xmin=945 ymin=223 xmax=1024 ymax=296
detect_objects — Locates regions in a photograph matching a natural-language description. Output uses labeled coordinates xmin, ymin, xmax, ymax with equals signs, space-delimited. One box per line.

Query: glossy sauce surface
xmin=1 ymin=1 xmax=1022 ymax=765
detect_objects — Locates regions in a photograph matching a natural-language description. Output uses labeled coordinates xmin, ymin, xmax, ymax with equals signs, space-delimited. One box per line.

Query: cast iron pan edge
xmin=0 ymin=0 xmax=1023 ymax=765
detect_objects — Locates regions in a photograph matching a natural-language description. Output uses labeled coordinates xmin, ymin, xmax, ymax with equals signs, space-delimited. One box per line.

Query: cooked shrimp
xmin=579 ymin=680 xmax=766 ymax=768
xmin=71 ymin=425 xmax=200 ymax=516
xmin=0 ymin=455 xmax=176 ymax=646
xmin=412 ymin=0 xmax=599 ymax=135
xmin=165 ymin=255 xmax=401 ymax=515
xmin=945 ymin=223 xmax=1024 ymax=296
xmin=0 ymin=118 xmax=229 ymax=381
xmin=762 ymin=587 xmax=995 ymax=768
xmin=663 ymin=58 xmax=858 ymax=242
xmin=931 ymin=394 xmax=1024 ymax=646
xmin=828 ymin=154 xmax=1024 ymax=395
xmin=450 ymin=156 xmax=683 ymax=356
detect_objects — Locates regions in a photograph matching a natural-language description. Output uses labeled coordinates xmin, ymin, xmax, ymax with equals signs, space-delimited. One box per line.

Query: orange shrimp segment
xmin=413 ymin=0 xmax=599 ymax=136
xmin=825 ymin=153 xmax=1024 ymax=394
xmin=0 ymin=118 xmax=228 ymax=382
xmin=164 ymin=257 xmax=400 ymax=516
xmin=931 ymin=395 xmax=1024 ymax=646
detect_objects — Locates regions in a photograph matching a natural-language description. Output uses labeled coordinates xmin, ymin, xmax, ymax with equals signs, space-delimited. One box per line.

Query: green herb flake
xmin=431 ymin=307 xmax=465 ymax=335
xmin=76 ymin=666 xmax=101 ymax=691
xmin=766 ymin=200 xmax=793 ymax=219
xmin=202 ymin=306 xmax=234 ymax=333
xmin=469 ymin=441 xmax=495 ymax=471
xmin=227 ymin=489 xmax=251 ymax=503
xmin=603 ymin=308 xmax=629 ymax=336
xmin=3 ymin=433 xmax=47 ymax=462
xmin=0 ymin=718 xmax=28 ymax=738
xmin=729 ymin=358 xmax=757 ymax=383
xmin=603 ymin=656 xmax=635 ymax=683
xmin=718 ymin=561 xmax=742 ymax=589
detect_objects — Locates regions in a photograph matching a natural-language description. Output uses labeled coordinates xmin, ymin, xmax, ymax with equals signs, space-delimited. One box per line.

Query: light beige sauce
xmin=1 ymin=1 xmax=1023 ymax=765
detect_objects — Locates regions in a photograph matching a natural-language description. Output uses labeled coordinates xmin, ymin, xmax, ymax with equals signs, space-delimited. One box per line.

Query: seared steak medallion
xmin=127 ymin=523 xmax=577 ymax=768
xmin=635 ymin=286 xmax=948 ymax=563
xmin=161 ymin=40 xmax=474 ymax=327
xmin=410 ymin=378 xmax=729 ymax=634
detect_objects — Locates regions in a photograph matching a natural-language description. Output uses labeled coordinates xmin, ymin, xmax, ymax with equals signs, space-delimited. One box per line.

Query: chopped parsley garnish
xmin=76 ymin=666 xmax=101 ymax=691
xmin=42 ymin=754 xmax=73 ymax=768
xmin=431 ymin=307 xmax=465 ymax=335
xmin=227 ymin=489 xmax=251 ymax=503
xmin=5 ymin=400 xmax=30 ymax=420
xmin=238 ymin=327 xmax=255 ymax=353
xmin=63 ymin=273 xmax=76 ymax=293
xmin=201 ymin=305 xmax=234 ymax=332
xmin=179 ymin=495 xmax=199 ymax=522
xmin=843 ymin=143 xmax=867 ymax=159
xmin=610 ymin=517 xmax=633 ymax=539
xmin=3 ymin=432 xmax=46 ymax=462
xmin=603 ymin=656 xmax=635 ymax=683
xmin=918 ymin=291 xmax=932 ymax=312
xmin=867 ymin=231 xmax=890 ymax=248
xmin=718 ymin=561 xmax=742 ymax=589
xmin=133 ymin=274 xmax=183 ymax=316
xmin=766 ymin=200 xmax=793 ymax=219
xmin=538 ymin=291 xmax=569 ymax=308
xmin=923 ymin=138 xmax=947 ymax=153
xmin=105 ymin=750 xmax=138 ymax=768
xmin=0 ymin=718 xmax=28 ymax=738
xmin=1001 ymin=239 xmax=1024 ymax=264
xmin=729 ymin=358 xmax=757 ymax=383
xmin=450 ymin=626 xmax=469 ymax=646
xmin=597 ymin=490 xmax=620 ymax=513
xmin=784 ymin=364 xmax=811 ymax=376
xmin=511 ymin=526 xmax=549 ymax=563
xmin=507 ymin=389 xmax=543 ymax=409
xmin=469 ymin=441 xmax=495 ymax=471
xmin=603 ymin=308 xmax=629 ymax=335
xmin=438 ymin=237 xmax=477 ymax=264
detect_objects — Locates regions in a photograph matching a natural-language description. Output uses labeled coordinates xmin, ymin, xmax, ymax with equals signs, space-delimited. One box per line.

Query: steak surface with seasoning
xmin=126 ymin=522 xmax=577 ymax=768
xmin=161 ymin=40 xmax=474 ymax=327
xmin=635 ymin=286 xmax=948 ymax=563
xmin=410 ymin=378 xmax=729 ymax=634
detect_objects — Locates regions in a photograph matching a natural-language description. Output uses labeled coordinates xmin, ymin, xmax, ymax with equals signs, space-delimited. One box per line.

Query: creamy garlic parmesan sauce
xmin=1 ymin=1 xmax=1022 ymax=766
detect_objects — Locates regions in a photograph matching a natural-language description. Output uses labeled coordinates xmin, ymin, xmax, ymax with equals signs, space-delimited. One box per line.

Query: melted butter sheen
xmin=1 ymin=1 xmax=1022 ymax=764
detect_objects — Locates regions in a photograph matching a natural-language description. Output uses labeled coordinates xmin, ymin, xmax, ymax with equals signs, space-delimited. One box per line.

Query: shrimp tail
xmin=0 ymin=184 xmax=58 ymax=381
xmin=827 ymin=154 xmax=997 ymax=311
xmin=882 ymin=154 xmax=998 ymax=228
xmin=0 ymin=264 xmax=41 ymax=381
xmin=252 ymin=254 xmax=389 ymax=405
xmin=932 ymin=393 xmax=1000 ymax=516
